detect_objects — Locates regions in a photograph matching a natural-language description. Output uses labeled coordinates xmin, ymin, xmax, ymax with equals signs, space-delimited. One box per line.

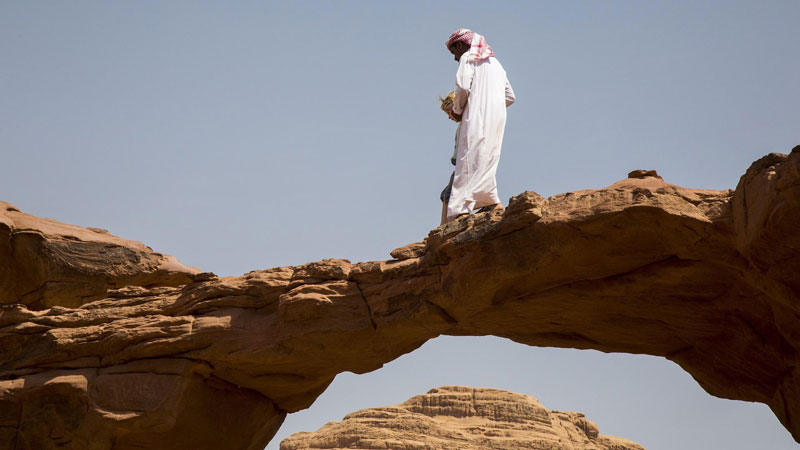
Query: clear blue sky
xmin=2 ymin=2 xmax=798 ymax=449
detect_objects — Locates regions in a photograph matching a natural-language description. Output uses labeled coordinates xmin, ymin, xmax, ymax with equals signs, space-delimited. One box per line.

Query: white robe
xmin=446 ymin=54 xmax=515 ymax=220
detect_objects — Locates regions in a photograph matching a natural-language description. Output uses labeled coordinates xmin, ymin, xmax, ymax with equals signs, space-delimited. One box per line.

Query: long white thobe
xmin=446 ymin=54 xmax=515 ymax=220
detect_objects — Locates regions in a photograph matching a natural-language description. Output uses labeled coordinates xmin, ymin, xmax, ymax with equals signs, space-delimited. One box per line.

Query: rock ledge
xmin=0 ymin=149 xmax=798 ymax=449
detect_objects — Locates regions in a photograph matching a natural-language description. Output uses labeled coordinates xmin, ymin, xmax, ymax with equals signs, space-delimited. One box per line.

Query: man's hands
xmin=447 ymin=105 xmax=462 ymax=122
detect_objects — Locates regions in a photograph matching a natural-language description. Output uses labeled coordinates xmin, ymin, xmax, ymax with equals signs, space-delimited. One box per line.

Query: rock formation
xmin=280 ymin=386 xmax=645 ymax=450
xmin=0 ymin=203 xmax=200 ymax=309
xmin=0 ymin=147 xmax=797 ymax=450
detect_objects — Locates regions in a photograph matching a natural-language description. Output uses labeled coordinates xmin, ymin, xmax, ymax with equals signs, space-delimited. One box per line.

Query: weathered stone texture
xmin=281 ymin=386 xmax=646 ymax=450
xmin=0 ymin=148 xmax=798 ymax=449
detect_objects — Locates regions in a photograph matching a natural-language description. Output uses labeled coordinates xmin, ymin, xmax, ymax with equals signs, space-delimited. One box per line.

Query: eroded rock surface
xmin=0 ymin=202 xmax=200 ymax=309
xmin=0 ymin=148 xmax=798 ymax=449
xmin=280 ymin=386 xmax=645 ymax=450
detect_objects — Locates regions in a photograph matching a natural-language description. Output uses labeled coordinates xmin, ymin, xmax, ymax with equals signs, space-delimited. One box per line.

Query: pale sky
xmin=1 ymin=1 xmax=798 ymax=449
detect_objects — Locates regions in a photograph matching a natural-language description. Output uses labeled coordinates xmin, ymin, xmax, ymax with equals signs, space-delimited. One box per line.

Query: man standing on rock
xmin=445 ymin=28 xmax=515 ymax=221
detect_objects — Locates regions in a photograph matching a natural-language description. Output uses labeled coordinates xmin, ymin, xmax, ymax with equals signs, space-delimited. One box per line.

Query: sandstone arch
xmin=0 ymin=149 xmax=797 ymax=449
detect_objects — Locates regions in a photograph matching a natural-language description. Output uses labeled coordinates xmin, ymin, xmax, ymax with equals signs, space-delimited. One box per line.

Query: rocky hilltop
xmin=280 ymin=386 xmax=645 ymax=450
xmin=0 ymin=148 xmax=797 ymax=450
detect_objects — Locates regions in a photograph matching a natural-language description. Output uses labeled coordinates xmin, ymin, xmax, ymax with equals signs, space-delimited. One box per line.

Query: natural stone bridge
xmin=0 ymin=148 xmax=797 ymax=450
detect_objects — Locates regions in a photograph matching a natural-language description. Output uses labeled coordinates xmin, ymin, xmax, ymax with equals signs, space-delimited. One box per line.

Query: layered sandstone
xmin=0 ymin=147 xmax=797 ymax=449
xmin=0 ymin=202 xmax=201 ymax=309
xmin=280 ymin=386 xmax=645 ymax=450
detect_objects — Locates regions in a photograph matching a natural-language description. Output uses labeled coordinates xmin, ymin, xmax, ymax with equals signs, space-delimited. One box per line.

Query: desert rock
xmin=0 ymin=202 xmax=200 ymax=309
xmin=0 ymin=148 xmax=798 ymax=449
xmin=280 ymin=386 xmax=646 ymax=450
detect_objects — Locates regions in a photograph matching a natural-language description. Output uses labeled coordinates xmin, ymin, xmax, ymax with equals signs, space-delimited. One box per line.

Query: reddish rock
xmin=280 ymin=386 xmax=646 ymax=450
xmin=0 ymin=149 xmax=798 ymax=449
xmin=627 ymin=169 xmax=662 ymax=180
xmin=389 ymin=240 xmax=427 ymax=260
xmin=0 ymin=202 xmax=200 ymax=309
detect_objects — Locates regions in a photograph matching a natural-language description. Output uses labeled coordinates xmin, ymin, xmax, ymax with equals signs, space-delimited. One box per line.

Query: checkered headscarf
xmin=445 ymin=28 xmax=494 ymax=61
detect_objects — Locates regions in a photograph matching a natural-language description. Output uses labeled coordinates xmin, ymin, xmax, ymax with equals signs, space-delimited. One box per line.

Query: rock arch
xmin=0 ymin=149 xmax=798 ymax=449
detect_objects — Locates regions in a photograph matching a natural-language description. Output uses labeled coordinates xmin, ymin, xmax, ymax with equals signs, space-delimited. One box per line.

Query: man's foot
xmin=475 ymin=203 xmax=503 ymax=213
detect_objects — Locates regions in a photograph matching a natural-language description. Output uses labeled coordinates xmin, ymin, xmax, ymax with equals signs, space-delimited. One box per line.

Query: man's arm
xmin=505 ymin=77 xmax=516 ymax=107
xmin=452 ymin=57 xmax=474 ymax=115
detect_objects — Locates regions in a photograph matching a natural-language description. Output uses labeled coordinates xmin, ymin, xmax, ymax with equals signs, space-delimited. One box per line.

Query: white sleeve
xmin=452 ymin=57 xmax=474 ymax=115
xmin=505 ymin=77 xmax=516 ymax=107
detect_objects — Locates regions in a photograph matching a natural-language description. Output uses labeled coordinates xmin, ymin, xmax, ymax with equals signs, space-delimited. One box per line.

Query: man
xmin=445 ymin=28 xmax=515 ymax=221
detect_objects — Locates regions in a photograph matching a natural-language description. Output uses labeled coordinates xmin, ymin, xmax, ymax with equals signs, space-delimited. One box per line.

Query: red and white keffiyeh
xmin=445 ymin=28 xmax=494 ymax=61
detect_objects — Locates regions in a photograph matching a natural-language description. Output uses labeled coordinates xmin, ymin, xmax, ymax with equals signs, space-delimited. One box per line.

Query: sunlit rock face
xmin=280 ymin=386 xmax=646 ymax=450
xmin=0 ymin=200 xmax=201 ymax=310
xmin=0 ymin=147 xmax=797 ymax=449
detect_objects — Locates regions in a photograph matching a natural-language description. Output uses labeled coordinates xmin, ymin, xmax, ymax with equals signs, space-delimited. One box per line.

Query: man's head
xmin=446 ymin=28 xmax=494 ymax=63
xmin=448 ymin=41 xmax=470 ymax=62
xmin=445 ymin=28 xmax=474 ymax=62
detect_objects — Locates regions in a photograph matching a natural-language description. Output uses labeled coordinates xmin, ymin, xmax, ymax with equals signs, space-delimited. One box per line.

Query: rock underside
xmin=0 ymin=147 xmax=797 ymax=449
xmin=280 ymin=386 xmax=645 ymax=450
